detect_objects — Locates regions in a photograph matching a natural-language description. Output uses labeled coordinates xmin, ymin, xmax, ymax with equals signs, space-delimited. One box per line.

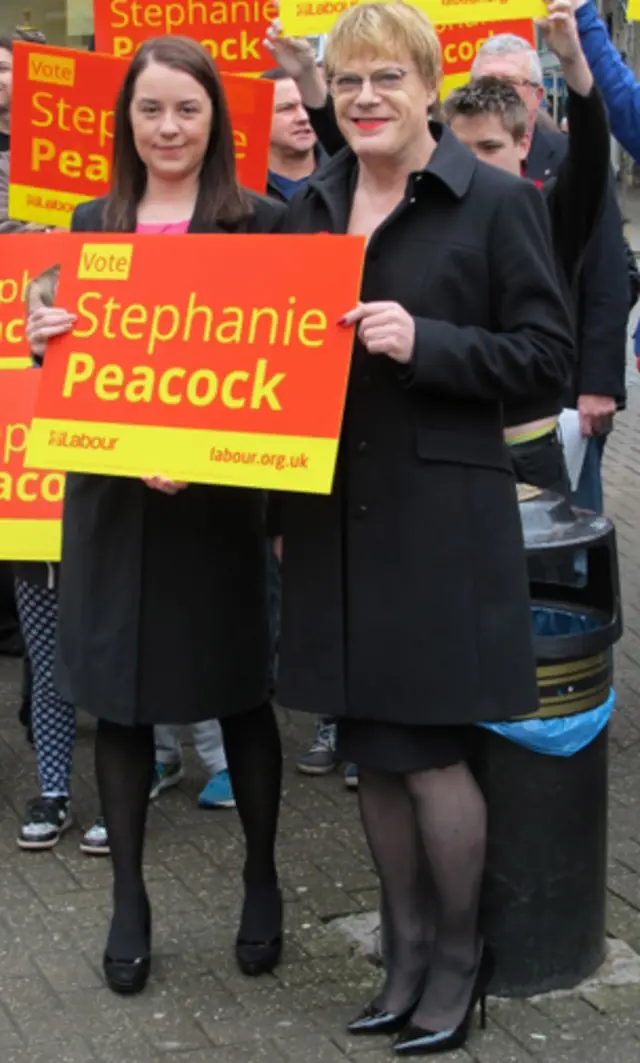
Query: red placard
xmin=0 ymin=370 xmax=63 ymax=560
xmin=26 ymin=232 xmax=365 ymax=494
xmin=0 ymin=233 xmax=68 ymax=369
xmin=438 ymin=20 xmax=536 ymax=96
xmin=94 ymin=0 xmax=277 ymax=74
xmin=9 ymin=42 xmax=273 ymax=228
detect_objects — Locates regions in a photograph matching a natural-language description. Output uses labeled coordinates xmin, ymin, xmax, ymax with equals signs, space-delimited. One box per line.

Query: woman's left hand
xmin=142 ymin=476 xmax=187 ymax=495
xmin=339 ymin=302 xmax=415 ymax=364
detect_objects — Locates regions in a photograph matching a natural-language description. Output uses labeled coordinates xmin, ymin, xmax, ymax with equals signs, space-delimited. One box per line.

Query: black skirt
xmin=337 ymin=718 xmax=474 ymax=773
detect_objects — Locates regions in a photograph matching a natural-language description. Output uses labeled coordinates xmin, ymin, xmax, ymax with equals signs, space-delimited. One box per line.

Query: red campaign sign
xmin=437 ymin=20 xmax=536 ymax=95
xmin=9 ymin=42 xmax=274 ymax=229
xmin=93 ymin=0 xmax=278 ymax=74
xmin=0 ymin=370 xmax=63 ymax=561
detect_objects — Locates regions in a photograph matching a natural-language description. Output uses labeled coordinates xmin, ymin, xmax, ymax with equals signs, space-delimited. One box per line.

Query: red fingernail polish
xmin=337 ymin=316 xmax=347 ymax=326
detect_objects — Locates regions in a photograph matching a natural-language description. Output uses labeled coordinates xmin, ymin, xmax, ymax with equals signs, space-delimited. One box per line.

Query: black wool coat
xmin=274 ymin=124 xmax=575 ymax=728
xmin=55 ymin=192 xmax=285 ymax=726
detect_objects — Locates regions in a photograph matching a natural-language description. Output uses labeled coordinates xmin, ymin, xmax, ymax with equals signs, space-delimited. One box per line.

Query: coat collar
xmin=305 ymin=122 xmax=477 ymax=205
xmin=526 ymin=124 xmax=565 ymax=183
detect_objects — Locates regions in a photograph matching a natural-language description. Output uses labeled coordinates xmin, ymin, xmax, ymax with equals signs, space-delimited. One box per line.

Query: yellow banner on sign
xmin=0 ymin=520 xmax=61 ymax=561
xmin=628 ymin=0 xmax=640 ymax=19
xmin=279 ymin=0 xmax=545 ymax=35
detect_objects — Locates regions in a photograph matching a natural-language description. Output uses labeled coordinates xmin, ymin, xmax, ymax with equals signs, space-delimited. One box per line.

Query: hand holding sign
xmin=26 ymin=305 xmax=76 ymax=359
xmin=537 ymin=0 xmax=593 ymax=95
xmin=263 ymin=16 xmax=316 ymax=76
xmin=263 ymin=10 xmax=328 ymax=109
xmin=142 ymin=476 xmax=188 ymax=494
xmin=339 ymin=301 xmax=416 ymax=364
xmin=537 ymin=0 xmax=582 ymax=61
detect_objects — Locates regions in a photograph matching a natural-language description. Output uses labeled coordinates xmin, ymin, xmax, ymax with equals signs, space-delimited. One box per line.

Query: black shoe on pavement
xmin=17 ymin=796 xmax=72 ymax=850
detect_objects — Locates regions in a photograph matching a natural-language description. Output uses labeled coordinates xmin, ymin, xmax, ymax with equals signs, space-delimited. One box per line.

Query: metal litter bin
xmin=477 ymin=488 xmax=622 ymax=996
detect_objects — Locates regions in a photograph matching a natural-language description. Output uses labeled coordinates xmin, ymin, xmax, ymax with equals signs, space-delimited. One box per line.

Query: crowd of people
xmin=0 ymin=0 xmax=638 ymax=1054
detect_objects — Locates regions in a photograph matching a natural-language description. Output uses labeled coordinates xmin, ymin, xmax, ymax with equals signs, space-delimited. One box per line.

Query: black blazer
xmin=527 ymin=123 xmax=629 ymax=409
xmin=275 ymin=125 xmax=574 ymax=728
xmin=55 ymin=191 xmax=287 ymax=727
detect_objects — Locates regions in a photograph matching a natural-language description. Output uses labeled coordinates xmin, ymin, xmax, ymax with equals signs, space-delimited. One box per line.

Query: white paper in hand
xmin=558 ymin=409 xmax=588 ymax=492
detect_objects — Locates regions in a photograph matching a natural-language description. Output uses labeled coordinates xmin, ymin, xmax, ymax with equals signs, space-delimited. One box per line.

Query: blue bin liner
xmin=477 ymin=606 xmax=615 ymax=756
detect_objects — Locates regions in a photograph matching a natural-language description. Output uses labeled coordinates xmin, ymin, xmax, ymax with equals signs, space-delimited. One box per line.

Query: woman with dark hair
xmin=27 ymin=36 xmax=285 ymax=996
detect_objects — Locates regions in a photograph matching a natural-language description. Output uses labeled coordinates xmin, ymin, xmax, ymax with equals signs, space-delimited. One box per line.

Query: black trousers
xmin=509 ymin=429 xmax=571 ymax=499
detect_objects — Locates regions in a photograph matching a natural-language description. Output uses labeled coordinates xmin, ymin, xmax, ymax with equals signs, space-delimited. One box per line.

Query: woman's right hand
xmin=26 ymin=305 xmax=76 ymax=359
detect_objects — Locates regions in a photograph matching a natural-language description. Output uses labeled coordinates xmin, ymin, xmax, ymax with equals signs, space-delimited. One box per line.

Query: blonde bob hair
xmin=324 ymin=3 xmax=442 ymax=90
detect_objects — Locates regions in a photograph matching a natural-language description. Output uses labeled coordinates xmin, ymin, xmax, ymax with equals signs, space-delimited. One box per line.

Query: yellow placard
xmin=0 ymin=371 xmax=64 ymax=562
xmin=441 ymin=70 xmax=472 ymax=98
xmin=280 ymin=0 xmax=546 ymax=35
xmin=28 ymin=420 xmax=339 ymax=494
xmin=628 ymin=0 xmax=640 ymax=19
xmin=0 ymin=358 xmax=33 ymax=370
xmin=0 ymin=519 xmax=61 ymax=562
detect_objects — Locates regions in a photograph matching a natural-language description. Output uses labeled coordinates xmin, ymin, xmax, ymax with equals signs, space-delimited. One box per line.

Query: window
xmin=1 ymin=0 xmax=93 ymax=49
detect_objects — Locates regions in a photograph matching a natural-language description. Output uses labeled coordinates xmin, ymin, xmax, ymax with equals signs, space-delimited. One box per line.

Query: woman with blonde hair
xmin=272 ymin=3 xmax=573 ymax=1054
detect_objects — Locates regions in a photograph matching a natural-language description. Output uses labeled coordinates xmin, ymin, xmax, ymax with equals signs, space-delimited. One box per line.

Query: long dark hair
xmin=104 ymin=36 xmax=250 ymax=231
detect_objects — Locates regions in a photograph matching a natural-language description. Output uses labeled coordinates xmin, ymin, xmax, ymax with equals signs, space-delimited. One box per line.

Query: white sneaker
xmin=80 ymin=816 xmax=110 ymax=856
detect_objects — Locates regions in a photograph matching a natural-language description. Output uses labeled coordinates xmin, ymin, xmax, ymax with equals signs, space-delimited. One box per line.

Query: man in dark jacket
xmin=262 ymin=67 xmax=327 ymax=202
xmin=472 ymin=29 xmax=629 ymax=513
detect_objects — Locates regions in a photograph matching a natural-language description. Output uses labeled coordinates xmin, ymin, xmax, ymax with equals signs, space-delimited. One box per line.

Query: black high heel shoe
xmin=393 ymin=946 xmax=495 ymax=1056
xmin=235 ymin=885 xmax=283 ymax=977
xmin=347 ymin=994 xmax=423 ymax=1036
xmin=103 ymin=898 xmax=152 ymax=996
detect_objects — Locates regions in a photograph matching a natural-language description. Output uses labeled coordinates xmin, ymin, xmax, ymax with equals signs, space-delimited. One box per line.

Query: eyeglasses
xmin=329 ymin=67 xmax=412 ymax=97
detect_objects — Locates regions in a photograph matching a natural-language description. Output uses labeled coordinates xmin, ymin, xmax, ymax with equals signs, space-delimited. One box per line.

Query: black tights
xmin=359 ymin=762 xmax=486 ymax=1030
xmin=95 ymin=702 xmax=282 ymax=961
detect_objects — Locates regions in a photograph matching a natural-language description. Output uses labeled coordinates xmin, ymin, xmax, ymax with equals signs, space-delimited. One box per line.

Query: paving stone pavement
xmin=1 ymin=351 xmax=640 ymax=1061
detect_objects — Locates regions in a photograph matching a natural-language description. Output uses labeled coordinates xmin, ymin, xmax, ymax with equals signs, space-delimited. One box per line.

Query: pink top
xmin=135 ymin=220 xmax=190 ymax=234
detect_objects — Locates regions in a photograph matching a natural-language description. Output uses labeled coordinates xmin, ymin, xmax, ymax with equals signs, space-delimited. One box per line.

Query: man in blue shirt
xmin=263 ymin=67 xmax=327 ymax=201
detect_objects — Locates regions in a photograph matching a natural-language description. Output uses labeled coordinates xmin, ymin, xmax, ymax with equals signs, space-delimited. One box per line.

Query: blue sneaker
xmin=150 ymin=760 xmax=184 ymax=801
xmin=344 ymin=763 xmax=359 ymax=790
xmin=199 ymin=770 xmax=236 ymax=809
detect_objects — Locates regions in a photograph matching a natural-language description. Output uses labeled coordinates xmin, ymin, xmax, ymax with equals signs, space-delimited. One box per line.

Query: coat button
xmin=357 ymin=504 xmax=368 ymax=516
xmin=358 ymin=440 xmax=369 ymax=453
xmin=362 ymin=374 xmax=372 ymax=387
